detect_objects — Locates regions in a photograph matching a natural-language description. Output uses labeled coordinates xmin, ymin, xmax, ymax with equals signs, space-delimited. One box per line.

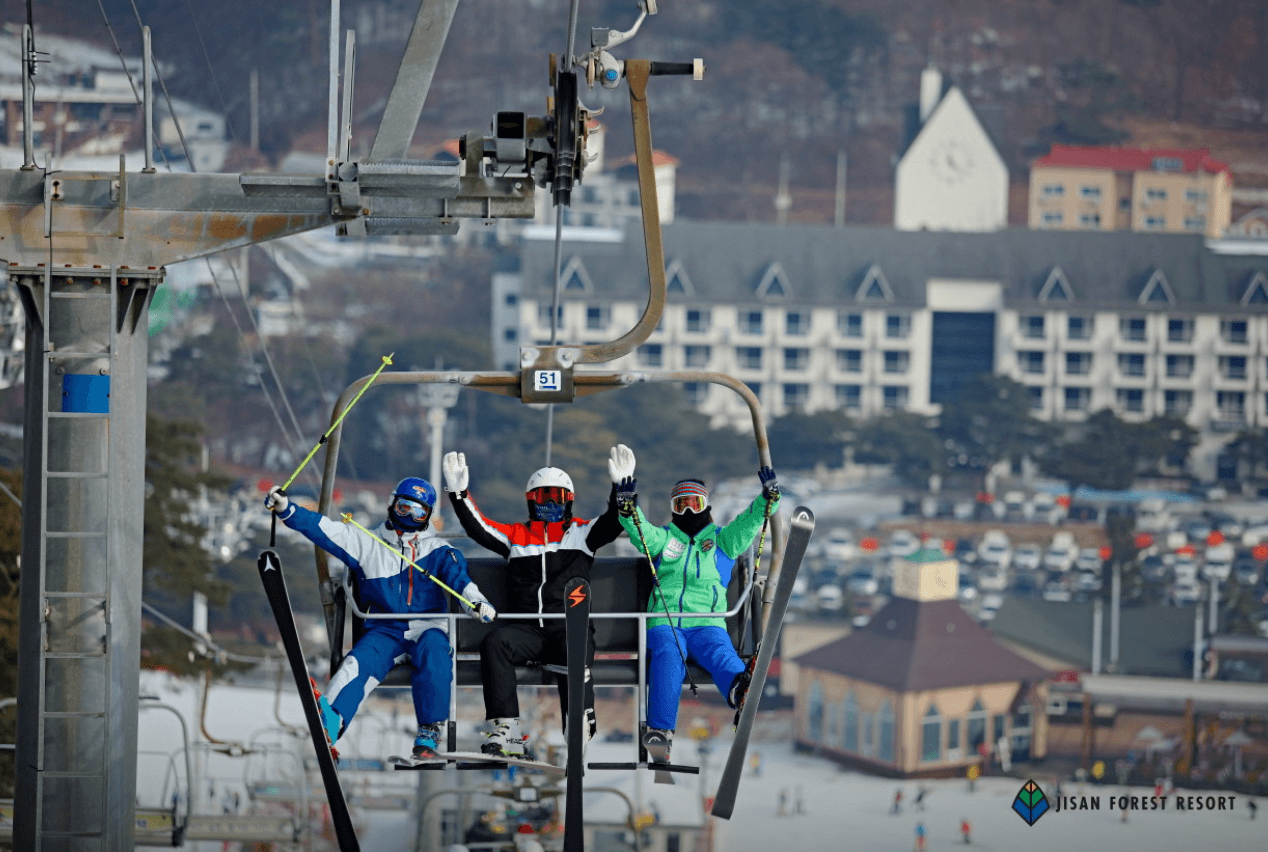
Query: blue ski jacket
xmin=276 ymin=503 xmax=488 ymax=639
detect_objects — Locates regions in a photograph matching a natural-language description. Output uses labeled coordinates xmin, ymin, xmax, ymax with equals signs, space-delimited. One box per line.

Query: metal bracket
xmin=519 ymin=347 xmax=579 ymax=403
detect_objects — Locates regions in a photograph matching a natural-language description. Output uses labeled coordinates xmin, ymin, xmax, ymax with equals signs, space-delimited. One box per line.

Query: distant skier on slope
xmin=610 ymin=449 xmax=780 ymax=764
xmin=266 ymin=478 xmax=496 ymax=760
xmin=443 ymin=449 xmax=625 ymax=758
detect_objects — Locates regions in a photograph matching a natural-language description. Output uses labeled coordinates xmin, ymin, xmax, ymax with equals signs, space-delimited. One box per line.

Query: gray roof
xmin=988 ymin=598 xmax=1198 ymax=678
xmin=793 ymin=596 xmax=1050 ymax=691
xmin=519 ymin=223 xmax=1268 ymax=313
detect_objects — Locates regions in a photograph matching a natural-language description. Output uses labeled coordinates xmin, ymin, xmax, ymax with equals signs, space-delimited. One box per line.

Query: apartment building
xmin=493 ymin=222 xmax=1268 ymax=478
xmin=1029 ymin=145 xmax=1232 ymax=238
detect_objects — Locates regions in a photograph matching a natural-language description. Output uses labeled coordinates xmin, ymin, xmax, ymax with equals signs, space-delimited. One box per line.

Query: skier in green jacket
xmin=609 ymin=445 xmax=780 ymax=762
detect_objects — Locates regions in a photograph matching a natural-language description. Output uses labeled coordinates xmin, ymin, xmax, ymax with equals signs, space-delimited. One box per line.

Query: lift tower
xmin=3 ymin=3 xmax=538 ymax=846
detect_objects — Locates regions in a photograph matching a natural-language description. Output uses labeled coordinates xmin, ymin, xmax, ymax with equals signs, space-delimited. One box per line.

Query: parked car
xmin=979 ymin=593 xmax=1005 ymax=620
xmin=1172 ymin=578 xmax=1201 ymax=605
xmin=978 ymin=530 xmax=1013 ymax=568
xmin=1029 ymin=492 xmax=1066 ymax=525
xmin=846 ymin=568 xmax=880 ymax=597
xmin=1136 ymin=499 xmax=1172 ymax=533
xmin=978 ymin=565 xmax=1009 ymax=592
xmin=1183 ymin=517 xmax=1214 ymax=544
xmin=1234 ymin=555 xmax=1261 ymax=586
xmin=1075 ymin=547 xmax=1102 ymax=573
xmin=1012 ymin=570 xmax=1041 ymax=595
xmin=1002 ymin=490 xmax=1029 ymax=521
xmin=817 ymin=584 xmax=846 ymax=614
xmin=823 ymin=527 xmax=857 ymax=561
xmin=1202 ymin=543 xmax=1234 ymax=581
xmin=1042 ymin=582 xmax=1072 ymax=602
xmin=1043 ymin=533 xmax=1078 ymax=573
xmin=1073 ymin=570 xmax=1102 ymax=592
xmin=958 ymin=572 xmax=979 ymax=604
xmin=1012 ymin=544 xmax=1043 ymax=572
xmin=1173 ymin=554 xmax=1199 ymax=582
xmin=1140 ymin=554 xmax=1169 ymax=583
xmin=888 ymin=529 xmax=921 ymax=559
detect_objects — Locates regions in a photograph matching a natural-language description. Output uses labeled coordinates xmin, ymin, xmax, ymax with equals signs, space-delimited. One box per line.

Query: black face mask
xmin=672 ymin=508 xmax=713 ymax=538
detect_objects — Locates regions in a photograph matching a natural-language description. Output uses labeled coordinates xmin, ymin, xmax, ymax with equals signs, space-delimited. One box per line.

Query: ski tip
xmin=257 ymin=549 xmax=281 ymax=572
xmin=791 ymin=505 xmax=815 ymax=527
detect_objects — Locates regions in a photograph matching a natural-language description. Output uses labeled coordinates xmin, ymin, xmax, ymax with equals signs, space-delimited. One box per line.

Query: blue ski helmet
xmin=388 ymin=477 xmax=437 ymax=532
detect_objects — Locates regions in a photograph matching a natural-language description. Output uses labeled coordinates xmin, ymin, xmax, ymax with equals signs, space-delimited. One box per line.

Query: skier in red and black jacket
xmin=443 ymin=446 xmax=630 ymax=758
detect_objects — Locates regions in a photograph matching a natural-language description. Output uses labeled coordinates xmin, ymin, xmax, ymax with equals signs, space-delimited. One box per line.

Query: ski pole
xmin=340 ymin=513 xmax=478 ymax=609
xmin=627 ymin=505 xmax=698 ymax=696
xmin=281 ymin=352 xmax=395 ymax=493
xmin=269 ymin=352 xmax=393 ymax=547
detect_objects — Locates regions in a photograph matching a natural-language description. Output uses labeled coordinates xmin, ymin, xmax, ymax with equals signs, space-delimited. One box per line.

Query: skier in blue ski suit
xmin=266 ymin=477 xmax=496 ymax=759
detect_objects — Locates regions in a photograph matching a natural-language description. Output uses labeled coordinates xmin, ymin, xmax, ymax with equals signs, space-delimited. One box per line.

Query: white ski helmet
xmin=525 ymin=466 xmax=574 ymax=523
xmin=525 ymin=467 xmax=574 ymax=493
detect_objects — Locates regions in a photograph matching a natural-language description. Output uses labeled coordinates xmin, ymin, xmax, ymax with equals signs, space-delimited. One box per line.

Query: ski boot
xmin=411 ymin=722 xmax=444 ymax=762
xmin=728 ymin=668 xmax=753 ymax=727
xmin=310 ymin=677 xmax=341 ymax=760
xmin=482 ymin=717 xmax=532 ymax=760
xmin=643 ymin=727 xmax=673 ymax=765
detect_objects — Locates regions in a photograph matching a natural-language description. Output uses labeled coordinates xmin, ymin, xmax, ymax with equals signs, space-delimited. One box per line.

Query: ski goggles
xmin=391 ymin=496 xmax=431 ymax=523
xmin=670 ymin=481 xmax=709 ymax=514
xmin=527 ymin=486 xmax=573 ymax=505
xmin=671 ymin=494 xmax=706 ymax=514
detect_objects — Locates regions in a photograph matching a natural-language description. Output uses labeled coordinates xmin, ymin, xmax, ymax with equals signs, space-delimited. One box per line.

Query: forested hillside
xmin=10 ymin=0 xmax=1268 ymax=223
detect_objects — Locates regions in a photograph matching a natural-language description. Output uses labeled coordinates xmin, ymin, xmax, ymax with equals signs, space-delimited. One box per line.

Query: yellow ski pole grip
xmin=340 ymin=513 xmax=476 ymax=609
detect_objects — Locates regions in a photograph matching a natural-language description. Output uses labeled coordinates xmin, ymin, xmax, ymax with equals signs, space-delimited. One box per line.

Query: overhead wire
xmin=180 ymin=0 xmax=240 ymax=144
xmin=93 ymin=0 xmax=322 ymax=491
xmin=141 ymin=600 xmax=272 ymax=664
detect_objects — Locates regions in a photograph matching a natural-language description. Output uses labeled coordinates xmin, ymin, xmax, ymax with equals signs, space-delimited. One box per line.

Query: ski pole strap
xmin=340 ymin=513 xmax=476 ymax=609
xmin=281 ymin=353 xmax=394 ymax=491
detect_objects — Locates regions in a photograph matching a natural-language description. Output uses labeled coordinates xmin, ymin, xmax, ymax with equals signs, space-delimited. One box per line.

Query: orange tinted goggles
xmin=672 ymin=494 xmax=706 ymax=514
xmin=528 ymin=486 xmax=573 ymax=504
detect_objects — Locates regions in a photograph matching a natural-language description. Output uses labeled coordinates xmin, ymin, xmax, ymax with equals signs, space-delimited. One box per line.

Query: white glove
xmin=472 ymin=601 xmax=497 ymax=623
xmin=443 ymin=451 xmax=469 ymax=493
xmin=264 ymin=486 xmax=290 ymax=514
xmin=608 ymin=444 xmax=636 ymax=484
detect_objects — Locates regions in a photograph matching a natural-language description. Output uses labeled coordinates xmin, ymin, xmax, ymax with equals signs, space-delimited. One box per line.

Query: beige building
xmin=1029 ymin=145 xmax=1232 ymax=238
xmin=791 ymin=549 xmax=1050 ymax=777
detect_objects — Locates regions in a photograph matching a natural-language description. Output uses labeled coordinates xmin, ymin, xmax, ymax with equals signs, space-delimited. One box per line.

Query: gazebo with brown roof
xmin=792 ymin=548 xmax=1051 ymax=777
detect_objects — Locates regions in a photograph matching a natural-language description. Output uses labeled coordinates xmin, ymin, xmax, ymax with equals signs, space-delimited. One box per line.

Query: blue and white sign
xmin=534 ymin=370 xmax=562 ymax=392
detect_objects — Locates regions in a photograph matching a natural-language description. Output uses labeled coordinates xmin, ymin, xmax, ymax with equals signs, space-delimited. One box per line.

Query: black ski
xmin=258 ymin=549 xmax=360 ymax=852
xmin=711 ymin=507 xmax=815 ymax=820
xmin=563 ymin=577 xmax=590 ymax=852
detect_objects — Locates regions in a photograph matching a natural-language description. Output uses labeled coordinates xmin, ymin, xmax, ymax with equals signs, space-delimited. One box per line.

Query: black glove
xmin=615 ymin=476 xmax=638 ymax=517
xmin=758 ymin=466 xmax=779 ymax=501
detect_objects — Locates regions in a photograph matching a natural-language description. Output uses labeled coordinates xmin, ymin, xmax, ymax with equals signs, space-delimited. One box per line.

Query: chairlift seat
xmin=358 ymin=555 xmax=753 ymax=689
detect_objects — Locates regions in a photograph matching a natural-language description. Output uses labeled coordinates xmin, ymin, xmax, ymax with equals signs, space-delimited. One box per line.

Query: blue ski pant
xmin=326 ymin=624 xmax=451 ymax=728
xmin=646 ymin=624 xmax=745 ymax=731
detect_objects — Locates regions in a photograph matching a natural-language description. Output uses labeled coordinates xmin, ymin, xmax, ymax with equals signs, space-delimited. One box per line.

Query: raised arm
xmin=443 ymin=451 xmax=513 ymax=559
xmin=717 ymin=466 xmax=781 ymax=558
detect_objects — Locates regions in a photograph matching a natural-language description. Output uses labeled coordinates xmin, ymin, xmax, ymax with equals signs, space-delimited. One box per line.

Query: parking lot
xmin=785 ymin=482 xmax=1268 ymax=642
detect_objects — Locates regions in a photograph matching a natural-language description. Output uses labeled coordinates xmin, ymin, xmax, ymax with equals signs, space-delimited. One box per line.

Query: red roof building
xmin=1029 ymin=145 xmax=1233 ymax=238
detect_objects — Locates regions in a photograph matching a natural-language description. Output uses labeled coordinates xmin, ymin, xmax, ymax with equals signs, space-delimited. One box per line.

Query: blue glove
xmin=615 ymin=476 xmax=638 ymax=517
xmin=758 ymin=466 xmax=779 ymax=501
